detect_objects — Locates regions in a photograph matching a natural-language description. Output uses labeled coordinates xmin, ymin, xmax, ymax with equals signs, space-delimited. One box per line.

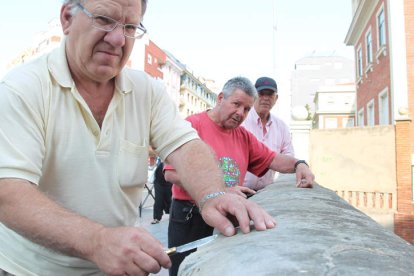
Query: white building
xmin=313 ymin=84 xmax=356 ymax=129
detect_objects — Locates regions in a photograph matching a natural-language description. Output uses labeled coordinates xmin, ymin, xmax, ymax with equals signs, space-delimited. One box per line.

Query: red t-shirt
xmin=165 ymin=111 xmax=276 ymax=201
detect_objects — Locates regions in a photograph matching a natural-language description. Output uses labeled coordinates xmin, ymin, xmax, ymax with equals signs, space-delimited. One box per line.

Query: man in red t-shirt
xmin=164 ymin=76 xmax=315 ymax=276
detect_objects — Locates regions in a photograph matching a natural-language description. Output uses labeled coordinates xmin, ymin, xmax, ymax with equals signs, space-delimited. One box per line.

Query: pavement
xmin=136 ymin=190 xmax=170 ymax=276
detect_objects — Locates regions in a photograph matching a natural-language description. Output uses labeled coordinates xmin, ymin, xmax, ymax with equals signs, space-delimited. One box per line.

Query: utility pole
xmin=272 ymin=0 xmax=277 ymax=77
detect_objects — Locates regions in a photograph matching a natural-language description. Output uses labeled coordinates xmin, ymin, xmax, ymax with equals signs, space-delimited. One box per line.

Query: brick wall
xmin=144 ymin=40 xmax=166 ymax=79
xmin=394 ymin=118 xmax=414 ymax=244
xmin=355 ymin=0 xmax=391 ymax=125
xmin=406 ymin=0 xmax=414 ymax=155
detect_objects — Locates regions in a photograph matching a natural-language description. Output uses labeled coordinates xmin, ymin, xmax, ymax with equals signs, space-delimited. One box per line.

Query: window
xmin=378 ymin=89 xmax=389 ymax=125
xmin=358 ymin=109 xmax=364 ymax=126
xmin=147 ymin=54 xmax=152 ymax=64
xmin=357 ymin=47 xmax=363 ymax=78
xmin=367 ymin=100 xmax=375 ymax=126
xmin=325 ymin=118 xmax=337 ymax=129
xmin=366 ymin=30 xmax=373 ymax=64
xmin=342 ymin=117 xmax=354 ymax=128
xmin=378 ymin=8 xmax=386 ymax=47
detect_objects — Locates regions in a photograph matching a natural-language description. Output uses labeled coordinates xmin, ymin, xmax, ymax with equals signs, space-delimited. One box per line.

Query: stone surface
xmin=179 ymin=174 xmax=414 ymax=276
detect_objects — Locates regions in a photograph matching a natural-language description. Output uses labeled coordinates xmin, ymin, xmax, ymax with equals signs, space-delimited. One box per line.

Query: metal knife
xmin=165 ymin=234 xmax=218 ymax=255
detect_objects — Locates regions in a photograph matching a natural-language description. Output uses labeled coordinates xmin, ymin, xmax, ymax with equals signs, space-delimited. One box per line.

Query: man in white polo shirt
xmin=0 ymin=0 xmax=276 ymax=275
xmin=242 ymin=77 xmax=295 ymax=190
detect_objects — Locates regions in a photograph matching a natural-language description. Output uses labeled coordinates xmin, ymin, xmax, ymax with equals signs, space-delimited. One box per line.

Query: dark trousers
xmin=168 ymin=199 xmax=214 ymax=276
xmin=153 ymin=182 xmax=172 ymax=220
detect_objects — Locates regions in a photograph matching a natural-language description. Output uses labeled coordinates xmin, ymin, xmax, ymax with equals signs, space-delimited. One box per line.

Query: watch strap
xmin=294 ymin=160 xmax=308 ymax=172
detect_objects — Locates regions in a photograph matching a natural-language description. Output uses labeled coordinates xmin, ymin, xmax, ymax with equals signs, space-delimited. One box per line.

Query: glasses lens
xmin=93 ymin=15 xmax=117 ymax=31
xmin=134 ymin=29 xmax=146 ymax=38
xmin=123 ymin=25 xmax=138 ymax=37
xmin=124 ymin=25 xmax=146 ymax=38
xmin=90 ymin=13 xmax=146 ymax=39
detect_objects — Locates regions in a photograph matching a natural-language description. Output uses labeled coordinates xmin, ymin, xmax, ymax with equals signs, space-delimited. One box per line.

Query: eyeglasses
xmin=77 ymin=3 xmax=147 ymax=39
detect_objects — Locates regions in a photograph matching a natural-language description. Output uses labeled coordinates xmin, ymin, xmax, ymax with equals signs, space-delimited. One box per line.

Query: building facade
xmin=129 ymin=38 xmax=217 ymax=115
xmin=313 ymin=84 xmax=356 ymax=129
xmin=161 ymin=52 xmax=184 ymax=108
xmin=179 ymin=70 xmax=217 ymax=118
xmin=7 ymin=18 xmax=62 ymax=70
xmin=144 ymin=40 xmax=166 ymax=80
xmin=290 ymin=55 xmax=355 ymax=118
xmin=345 ymin=0 xmax=414 ymax=244
xmin=345 ymin=0 xmax=393 ymax=127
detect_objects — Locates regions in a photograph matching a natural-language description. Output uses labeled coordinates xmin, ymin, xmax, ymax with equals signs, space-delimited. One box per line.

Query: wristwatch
xmin=294 ymin=160 xmax=308 ymax=172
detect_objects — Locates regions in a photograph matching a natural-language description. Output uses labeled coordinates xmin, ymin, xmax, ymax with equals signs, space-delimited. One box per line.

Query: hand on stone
xmin=295 ymin=164 xmax=314 ymax=188
xmin=225 ymin=185 xmax=256 ymax=198
xmin=200 ymin=193 xmax=276 ymax=236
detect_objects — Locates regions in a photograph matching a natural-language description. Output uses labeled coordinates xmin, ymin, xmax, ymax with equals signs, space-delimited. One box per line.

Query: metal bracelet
xmin=198 ymin=191 xmax=226 ymax=213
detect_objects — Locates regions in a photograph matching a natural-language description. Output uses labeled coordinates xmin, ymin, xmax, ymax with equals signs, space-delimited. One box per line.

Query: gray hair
xmin=63 ymin=0 xmax=148 ymax=17
xmin=222 ymin=76 xmax=257 ymax=100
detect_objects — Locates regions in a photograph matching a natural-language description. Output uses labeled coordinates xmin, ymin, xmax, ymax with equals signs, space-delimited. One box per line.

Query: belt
xmin=173 ymin=198 xmax=200 ymax=215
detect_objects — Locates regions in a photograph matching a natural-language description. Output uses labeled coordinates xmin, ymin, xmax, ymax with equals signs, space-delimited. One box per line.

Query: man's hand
xmin=295 ymin=163 xmax=314 ymax=188
xmin=200 ymin=193 xmax=276 ymax=236
xmin=225 ymin=185 xmax=256 ymax=198
xmin=268 ymin=154 xmax=315 ymax=188
xmin=88 ymin=227 xmax=171 ymax=275
xmin=0 ymin=179 xmax=171 ymax=275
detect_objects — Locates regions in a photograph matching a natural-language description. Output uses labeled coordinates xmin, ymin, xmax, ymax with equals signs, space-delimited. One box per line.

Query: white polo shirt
xmin=0 ymin=42 xmax=198 ymax=275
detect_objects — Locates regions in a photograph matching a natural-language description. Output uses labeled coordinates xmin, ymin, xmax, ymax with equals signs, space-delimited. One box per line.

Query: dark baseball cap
xmin=255 ymin=77 xmax=277 ymax=93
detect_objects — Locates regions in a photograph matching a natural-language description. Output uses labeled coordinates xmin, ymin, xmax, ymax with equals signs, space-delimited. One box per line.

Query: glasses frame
xmin=77 ymin=3 xmax=147 ymax=39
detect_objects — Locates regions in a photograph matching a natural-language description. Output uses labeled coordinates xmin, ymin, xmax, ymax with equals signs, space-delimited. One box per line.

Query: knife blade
xmin=165 ymin=234 xmax=218 ymax=255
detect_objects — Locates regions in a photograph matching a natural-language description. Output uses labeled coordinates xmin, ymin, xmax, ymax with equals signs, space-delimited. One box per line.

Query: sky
xmin=0 ymin=0 xmax=354 ymax=118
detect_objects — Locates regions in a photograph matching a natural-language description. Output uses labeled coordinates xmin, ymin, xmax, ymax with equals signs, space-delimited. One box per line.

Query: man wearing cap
xmin=241 ymin=76 xmax=295 ymax=190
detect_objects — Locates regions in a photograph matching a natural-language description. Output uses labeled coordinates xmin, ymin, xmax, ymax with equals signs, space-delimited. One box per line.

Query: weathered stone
xmin=179 ymin=174 xmax=414 ymax=276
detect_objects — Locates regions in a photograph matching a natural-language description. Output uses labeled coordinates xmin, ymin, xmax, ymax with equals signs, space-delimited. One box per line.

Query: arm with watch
xmin=268 ymin=154 xmax=314 ymax=188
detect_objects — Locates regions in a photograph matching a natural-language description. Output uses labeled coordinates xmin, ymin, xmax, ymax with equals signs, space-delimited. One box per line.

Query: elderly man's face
xmin=254 ymin=89 xmax=278 ymax=115
xmin=61 ymin=0 xmax=141 ymax=82
xmin=216 ymin=89 xmax=254 ymax=129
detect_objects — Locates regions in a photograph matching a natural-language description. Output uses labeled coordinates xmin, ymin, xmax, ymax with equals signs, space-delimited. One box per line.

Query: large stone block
xmin=179 ymin=174 xmax=414 ymax=275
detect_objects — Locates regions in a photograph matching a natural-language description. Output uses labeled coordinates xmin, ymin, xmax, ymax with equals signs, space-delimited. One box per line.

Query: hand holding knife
xmin=165 ymin=234 xmax=218 ymax=255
